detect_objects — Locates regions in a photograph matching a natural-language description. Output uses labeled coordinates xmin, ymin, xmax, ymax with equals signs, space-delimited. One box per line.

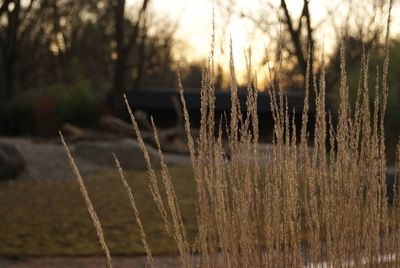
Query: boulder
xmin=0 ymin=143 xmax=25 ymax=180
xmin=99 ymin=115 xmax=134 ymax=136
xmin=73 ymin=139 xmax=160 ymax=170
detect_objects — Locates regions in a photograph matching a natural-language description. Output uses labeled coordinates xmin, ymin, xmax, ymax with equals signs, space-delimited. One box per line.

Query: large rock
xmin=73 ymin=139 xmax=160 ymax=170
xmin=0 ymin=143 xmax=25 ymax=180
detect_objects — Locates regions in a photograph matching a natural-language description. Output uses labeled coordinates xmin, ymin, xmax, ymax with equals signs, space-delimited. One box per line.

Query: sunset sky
xmin=127 ymin=0 xmax=398 ymax=86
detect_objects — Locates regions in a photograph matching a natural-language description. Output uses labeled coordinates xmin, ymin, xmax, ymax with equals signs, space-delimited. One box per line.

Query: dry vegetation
xmin=60 ymin=3 xmax=400 ymax=267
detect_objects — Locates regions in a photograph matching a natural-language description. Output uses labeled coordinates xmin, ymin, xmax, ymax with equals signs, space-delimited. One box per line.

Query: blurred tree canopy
xmin=0 ymin=0 xmax=181 ymax=99
xmin=0 ymin=0 xmax=189 ymax=134
xmin=0 ymin=0 xmax=399 ymax=143
xmin=223 ymin=0 xmax=393 ymax=90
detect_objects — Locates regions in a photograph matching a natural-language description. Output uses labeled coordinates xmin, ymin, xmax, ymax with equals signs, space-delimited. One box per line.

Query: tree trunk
xmin=280 ymin=0 xmax=315 ymax=100
xmin=3 ymin=58 xmax=15 ymax=99
xmin=132 ymin=29 xmax=146 ymax=92
xmin=110 ymin=55 xmax=127 ymax=115
xmin=109 ymin=0 xmax=126 ymax=114
xmin=109 ymin=0 xmax=149 ymax=114
xmin=280 ymin=0 xmax=308 ymax=77
xmin=1 ymin=0 xmax=21 ymax=99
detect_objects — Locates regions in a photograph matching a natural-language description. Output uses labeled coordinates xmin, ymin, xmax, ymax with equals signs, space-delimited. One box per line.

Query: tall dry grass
xmin=61 ymin=2 xmax=400 ymax=267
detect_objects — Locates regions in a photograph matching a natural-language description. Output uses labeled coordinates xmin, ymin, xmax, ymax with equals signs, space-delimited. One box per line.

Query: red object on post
xmin=35 ymin=97 xmax=60 ymax=137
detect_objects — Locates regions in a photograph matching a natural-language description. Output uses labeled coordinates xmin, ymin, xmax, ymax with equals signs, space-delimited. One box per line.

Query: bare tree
xmin=109 ymin=0 xmax=150 ymax=113
xmin=0 ymin=0 xmax=22 ymax=98
xmin=280 ymin=0 xmax=314 ymax=81
xmin=0 ymin=0 xmax=54 ymax=98
xmin=324 ymin=0 xmax=393 ymax=90
xmin=233 ymin=0 xmax=316 ymax=89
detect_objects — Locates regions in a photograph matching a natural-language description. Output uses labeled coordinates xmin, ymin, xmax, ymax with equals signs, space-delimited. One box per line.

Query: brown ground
xmin=0 ymin=256 xmax=180 ymax=268
xmin=0 ymin=137 xmax=193 ymax=267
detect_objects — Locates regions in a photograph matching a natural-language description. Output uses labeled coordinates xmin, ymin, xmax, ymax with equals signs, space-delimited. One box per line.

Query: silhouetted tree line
xmin=0 ymin=0 xmax=399 ymax=150
xmin=0 ymin=1 xmax=213 ymax=107
xmin=0 ymin=0 xmax=224 ymax=135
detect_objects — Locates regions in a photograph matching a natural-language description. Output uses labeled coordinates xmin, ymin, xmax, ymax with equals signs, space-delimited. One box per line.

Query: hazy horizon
xmin=127 ymin=0 xmax=399 ymax=87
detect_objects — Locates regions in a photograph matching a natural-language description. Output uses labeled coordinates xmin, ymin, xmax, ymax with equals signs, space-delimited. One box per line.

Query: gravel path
xmin=0 ymin=137 xmax=105 ymax=180
xmin=0 ymin=137 xmax=191 ymax=180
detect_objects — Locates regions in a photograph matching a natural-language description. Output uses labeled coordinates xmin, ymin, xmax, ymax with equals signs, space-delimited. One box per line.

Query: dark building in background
xmin=127 ymin=87 xmax=333 ymax=143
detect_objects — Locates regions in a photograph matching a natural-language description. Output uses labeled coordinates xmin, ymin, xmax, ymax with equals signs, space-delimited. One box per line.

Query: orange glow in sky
xmin=127 ymin=0 xmax=399 ymax=87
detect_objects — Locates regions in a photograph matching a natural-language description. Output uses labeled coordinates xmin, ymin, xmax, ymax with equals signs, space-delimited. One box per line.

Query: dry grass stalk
xmin=61 ymin=2 xmax=400 ymax=267
xmin=123 ymin=94 xmax=171 ymax=236
xmin=113 ymin=154 xmax=155 ymax=268
xmin=59 ymin=132 xmax=113 ymax=268
xmin=150 ymin=117 xmax=192 ymax=267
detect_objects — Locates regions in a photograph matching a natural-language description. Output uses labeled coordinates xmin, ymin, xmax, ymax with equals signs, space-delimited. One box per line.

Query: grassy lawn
xmin=0 ymin=166 xmax=196 ymax=257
